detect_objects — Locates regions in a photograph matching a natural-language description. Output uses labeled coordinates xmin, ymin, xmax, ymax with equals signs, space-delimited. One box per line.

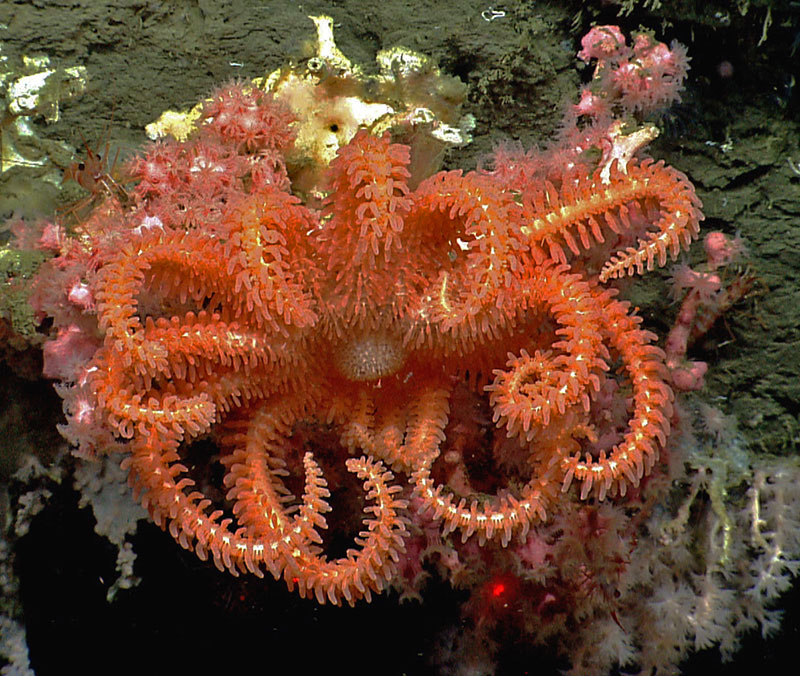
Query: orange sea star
xmin=53 ymin=105 xmax=703 ymax=605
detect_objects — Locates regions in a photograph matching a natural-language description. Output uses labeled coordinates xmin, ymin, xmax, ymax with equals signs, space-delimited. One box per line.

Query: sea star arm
xmin=486 ymin=262 xmax=609 ymax=441
xmin=221 ymin=186 xmax=319 ymax=329
xmin=518 ymin=158 xmax=703 ymax=281
xmin=560 ymin=290 xmax=674 ymax=500
xmin=406 ymin=171 xmax=526 ymax=355
xmin=222 ymin=397 xmax=410 ymax=604
xmin=315 ymin=130 xmax=413 ymax=326
xmin=123 ymin=399 xmax=409 ymax=606
xmin=90 ymin=221 xmax=312 ymax=440
xmin=406 ymin=266 xmax=610 ymax=545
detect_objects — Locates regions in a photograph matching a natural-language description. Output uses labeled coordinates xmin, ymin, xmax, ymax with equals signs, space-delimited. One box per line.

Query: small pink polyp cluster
xmin=495 ymin=27 xmax=690 ymax=189
xmin=124 ymin=83 xmax=296 ymax=227
xmin=576 ymin=25 xmax=689 ymax=118
xmin=200 ymin=83 xmax=296 ymax=152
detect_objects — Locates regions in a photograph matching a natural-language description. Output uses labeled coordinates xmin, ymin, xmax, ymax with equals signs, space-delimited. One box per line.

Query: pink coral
xmin=671 ymin=263 xmax=721 ymax=303
xmin=42 ymin=324 xmax=101 ymax=381
xmin=127 ymin=140 xmax=184 ymax=199
xmin=666 ymin=231 xmax=751 ymax=391
xmin=201 ymin=82 xmax=295 ymax=152
xmin=575 ymin=25 xmax=689 ymax=119
xmin=704 ymin=230 xmax=745 ymax=270
xmin=578 ymin=25 xmax=627 ymax=64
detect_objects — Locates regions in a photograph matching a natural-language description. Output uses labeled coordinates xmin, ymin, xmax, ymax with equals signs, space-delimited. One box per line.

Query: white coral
xmin=566 ymin=402 xmax=800 ymax=674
